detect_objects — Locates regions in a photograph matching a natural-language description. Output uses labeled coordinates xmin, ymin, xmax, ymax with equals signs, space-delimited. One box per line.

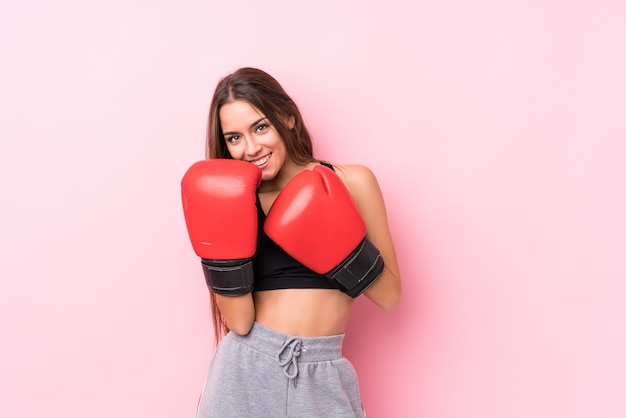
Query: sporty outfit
xmin=196 ymin=322 xmax=364 ymax=418
xmin=195 ymin=162 xmax=366 ymax=418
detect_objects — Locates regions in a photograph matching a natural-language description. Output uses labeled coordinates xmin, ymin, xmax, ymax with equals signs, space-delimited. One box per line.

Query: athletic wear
xmin=192 ymin=161 xmax=368 ymax=417
xmin=196 ymin=322 xmax=365 ymax=418
xmin=252 ymin=162 xmax=337 ymax=292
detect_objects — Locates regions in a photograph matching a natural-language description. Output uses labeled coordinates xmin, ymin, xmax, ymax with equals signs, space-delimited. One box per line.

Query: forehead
xmin=219 ymin=100 xmax=265 ymax=130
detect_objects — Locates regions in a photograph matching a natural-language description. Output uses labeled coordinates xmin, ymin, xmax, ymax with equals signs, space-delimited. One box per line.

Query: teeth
xmin=251 ymin=154 xmax=271 ymax=166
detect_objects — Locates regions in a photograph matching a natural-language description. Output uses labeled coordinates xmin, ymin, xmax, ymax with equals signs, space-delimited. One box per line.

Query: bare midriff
xmin=253 ymin=288 xmax=354 ymax=337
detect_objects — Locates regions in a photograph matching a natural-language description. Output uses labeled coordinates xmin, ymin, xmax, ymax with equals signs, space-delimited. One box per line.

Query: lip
xmin=248 ymin=153 xmax=272 ymax=169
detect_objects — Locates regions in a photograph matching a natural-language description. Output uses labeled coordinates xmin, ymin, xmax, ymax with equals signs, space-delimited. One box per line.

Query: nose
xmin=245 ymin=136 xmax=262 ymax=156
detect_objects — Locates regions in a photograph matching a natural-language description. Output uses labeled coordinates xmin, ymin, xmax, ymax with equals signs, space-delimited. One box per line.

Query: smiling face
xmin=219 ymin=100 xmax=291 ymax=181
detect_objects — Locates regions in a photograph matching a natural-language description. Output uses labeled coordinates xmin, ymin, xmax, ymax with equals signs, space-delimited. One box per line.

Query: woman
xmin=181 ymin=67 xmax=401 ymax=417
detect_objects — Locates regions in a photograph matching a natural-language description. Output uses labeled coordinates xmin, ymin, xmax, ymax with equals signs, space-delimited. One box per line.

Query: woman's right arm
xmin=181 ymin=159 xmax=262 ymax=337
xmin=214 ymin=294 xmax=256 ymax=335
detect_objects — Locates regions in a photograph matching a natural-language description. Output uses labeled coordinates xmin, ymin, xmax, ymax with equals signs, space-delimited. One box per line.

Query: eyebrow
xmin=222 ymin=117 xmax=267 ymax=136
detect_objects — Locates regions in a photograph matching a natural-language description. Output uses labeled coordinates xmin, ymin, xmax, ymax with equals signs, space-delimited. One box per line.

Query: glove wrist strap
xmin=327 ymin=238 xmax=384 ymax=298
xmin=201 ymin=258 xmax=254 ymax=296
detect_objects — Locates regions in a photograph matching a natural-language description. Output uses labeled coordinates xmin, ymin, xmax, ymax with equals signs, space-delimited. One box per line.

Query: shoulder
xmin=328 ymin=163 xmax=381 ymax=202
xmin=331 ymin=163 xmax=378 ymax=186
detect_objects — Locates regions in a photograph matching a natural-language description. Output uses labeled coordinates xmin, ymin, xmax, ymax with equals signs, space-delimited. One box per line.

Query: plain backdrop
xmin=1 ymin=0 xmax=625 ymax=417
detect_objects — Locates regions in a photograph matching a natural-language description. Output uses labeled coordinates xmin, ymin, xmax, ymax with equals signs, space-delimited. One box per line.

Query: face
xmin=219 ymin=100 xmax=289 ymax=181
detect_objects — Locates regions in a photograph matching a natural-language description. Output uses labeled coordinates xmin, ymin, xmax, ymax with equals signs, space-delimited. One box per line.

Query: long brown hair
xmin=205 ymin=67 xmax=317 ymax=342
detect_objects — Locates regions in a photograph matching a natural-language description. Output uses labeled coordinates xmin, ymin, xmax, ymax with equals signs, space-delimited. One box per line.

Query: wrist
xmin=326 ymin=238 xmax=384 ymax=298
xmin=201 ymin=258 xmax=254 ymax=296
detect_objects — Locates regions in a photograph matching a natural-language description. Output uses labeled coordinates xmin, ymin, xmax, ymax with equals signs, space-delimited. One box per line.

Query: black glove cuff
xmin=327 ymin=238 xmax=384 ymax=298
xmin=201 ymin=258 xmax=254 ymax=296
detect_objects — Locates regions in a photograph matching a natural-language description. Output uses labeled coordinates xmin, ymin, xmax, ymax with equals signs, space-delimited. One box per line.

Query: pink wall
xmin=1 ymin=0 xmax=625 ymax=417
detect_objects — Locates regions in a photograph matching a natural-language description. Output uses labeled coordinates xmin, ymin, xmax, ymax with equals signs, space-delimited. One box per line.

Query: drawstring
xmin=276 ymin=337 xmax=306 ymax=388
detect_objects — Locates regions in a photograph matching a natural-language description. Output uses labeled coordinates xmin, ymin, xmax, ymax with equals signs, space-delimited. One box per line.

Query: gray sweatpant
xmin=196 ymin=322 xmax=365 ymax=418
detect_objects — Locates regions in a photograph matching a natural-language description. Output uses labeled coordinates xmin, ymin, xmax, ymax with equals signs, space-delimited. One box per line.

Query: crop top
xmin=252 ymin=162 xmax=337 ymax=291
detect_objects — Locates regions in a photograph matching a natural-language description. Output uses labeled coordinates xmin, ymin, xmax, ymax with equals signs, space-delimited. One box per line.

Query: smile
xmin=249 ymin=153 xmax=271 ymax=167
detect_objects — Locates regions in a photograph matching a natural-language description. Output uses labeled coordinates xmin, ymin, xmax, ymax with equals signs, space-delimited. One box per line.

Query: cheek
xmin=271 ymin=134 xmax=287 ymax=156
xmin=225 ymin=143 xmax=243 ymax=160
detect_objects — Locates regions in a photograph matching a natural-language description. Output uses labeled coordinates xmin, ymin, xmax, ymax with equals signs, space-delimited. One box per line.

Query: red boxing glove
xmin=264 ymin=165 xmax=384 ymax=297
xmin=181 ymin=159 xmax=261 ymax=296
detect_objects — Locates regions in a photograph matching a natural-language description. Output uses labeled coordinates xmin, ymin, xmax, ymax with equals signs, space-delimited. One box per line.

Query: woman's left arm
xmin=338 ymin=164 xmax=402 ymax=311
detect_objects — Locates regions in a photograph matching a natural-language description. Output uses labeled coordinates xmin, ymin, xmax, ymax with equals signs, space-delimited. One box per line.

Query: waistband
xmin=228 ymin=322 xmax=345 ymax=387
xmin=228 ymin=322 xmax=345 ymax=362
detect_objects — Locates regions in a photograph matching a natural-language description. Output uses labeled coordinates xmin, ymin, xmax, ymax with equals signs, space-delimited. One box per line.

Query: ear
xmin=287 ymin=115 xmax=295 ymax=129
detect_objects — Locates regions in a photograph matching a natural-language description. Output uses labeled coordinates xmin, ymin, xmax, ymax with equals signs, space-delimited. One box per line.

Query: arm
xmin=181 ymin=159 xmax=261 ymax=336
xmin=337 ymin=164 xmax=402 ymax=310
xmin=214 ymin=293 xmax=256 ymax=335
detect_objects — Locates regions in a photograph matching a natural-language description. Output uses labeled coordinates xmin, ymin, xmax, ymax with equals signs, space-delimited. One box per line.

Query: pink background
xmin=2 ymin=0 xmax=625 ymax=417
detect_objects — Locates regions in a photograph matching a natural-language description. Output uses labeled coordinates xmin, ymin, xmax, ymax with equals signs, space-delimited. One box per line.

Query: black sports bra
xmin=252 ymin=162 xmax=337 ymax=292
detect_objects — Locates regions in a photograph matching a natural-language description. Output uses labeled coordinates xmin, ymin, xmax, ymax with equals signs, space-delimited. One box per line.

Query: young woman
xmin=181 ymin=67 xmax=401 ymax=418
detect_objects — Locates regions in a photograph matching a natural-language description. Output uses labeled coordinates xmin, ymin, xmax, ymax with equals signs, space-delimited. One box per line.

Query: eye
xmin=255 ymin=123 xmax=269 ymax=133
xmin=225 ymin=135 xmax=241 ymax=144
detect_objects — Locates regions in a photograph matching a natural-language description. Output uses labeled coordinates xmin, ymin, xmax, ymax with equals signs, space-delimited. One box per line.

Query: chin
xmin=261 ymin=165 xmax=281 ymax=181
xmin=261 ymin=172 xmax=275 ymax=181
